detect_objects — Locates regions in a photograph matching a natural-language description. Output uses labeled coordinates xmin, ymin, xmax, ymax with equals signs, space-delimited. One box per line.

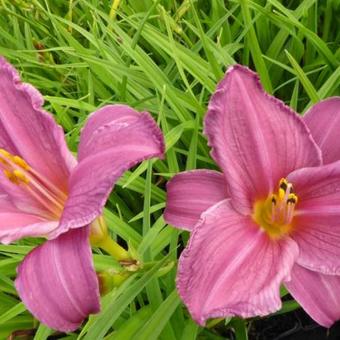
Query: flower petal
xmin=164 ymin=170 xmax=228 ymax=230
xmin=285 ymin=264 xmax=340 ymax=328
xmin=0 ymin=197 xmax=57 ymax=243
xmin=15 ymin=227 xmax=100 ymax=332
xmin=55 ymin=105 xmax=164 ymax=236
xmin=0 ymin=172 xmax=50 ymax=217
xmin=0 ymin=57 xmax=75 ymax=190
xmin=204 ymin=65 xmax=322 ymax=214
xmin=177 ymin=199 xmax=298 ymax=325
xmin=288 ymin=161 xmax=340 ymax=275
xmin=0 ymin=213 xmax=57 ymax=244
xmin=303 ymin=97 xmax=340 ymax=164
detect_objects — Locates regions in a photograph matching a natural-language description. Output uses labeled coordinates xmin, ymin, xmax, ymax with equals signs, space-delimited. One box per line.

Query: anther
xmin=3 ymin=169 xmax=30 ymax=185
xmin=12 ymin=156 xmax=30 ymax=170
xmin=287 ymin=193 xmax=298 ymax=205
xmin=13 ymin=169 xmax=30 ymax=184
xmin=0 ymin=149 xmax=30 ymax=170
xmin=0 ymin=149 xmax=11 ymax=158
xmin=4 ymin=170 xmax=19 ymax=184
xmin=279 ymin=178 xmax=288 ymax=191
xmin=0 ymin=149 xmax=10 ymax=165
xmin=278 ymin=188 xmax=285 ymax=201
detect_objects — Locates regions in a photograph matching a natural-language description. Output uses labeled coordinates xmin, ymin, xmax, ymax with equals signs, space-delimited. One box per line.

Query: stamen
xmin=4 ymin=170 xmax=19 ymax=184
xmin=278 ymin=188 xmax=285 ymax=201
xmin=279 ymin=178 xmax=288 ymax=191
xmin=0 ymin=150 xmax=30 ymax=172
xmin=271 ymin=195 xmax=276 ymax=222
xmin=13 ymin=169 xmax=30 ymax=184
xmin=0 ymin=149 xmax=11 ymax=159
xmin=4 ymin=168 xmax=30 ymax=185
xmin=25 ymin=185 xmax=62 ymax=217
xmin=287 ymin=193 xmax=298 ymax=204
xmin=252 ymin=178 xmax=298 ymax=239
xmin=285 ymin=202 xmax=294 ymax=224
xmin=29 ymin=168 xmax=67 ymax=201
xmin=0 ymin=150 xmax=10 ymax=166
xmin=283 ymin=183 xmax=293 ymax=202
xmin=0 ymin=148 xmax=66 ymax=218
xmin=27 ymin=176 xmax=64 ymax=211
xmin=12 ymin=156 xmax=30 ymax=170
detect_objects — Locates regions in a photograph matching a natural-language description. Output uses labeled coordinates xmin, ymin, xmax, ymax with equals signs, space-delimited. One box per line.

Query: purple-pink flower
xmin=0 ymin=57 xmax=164 ymax=331
xmin=164 ymin=64 xmax=340 ymax=327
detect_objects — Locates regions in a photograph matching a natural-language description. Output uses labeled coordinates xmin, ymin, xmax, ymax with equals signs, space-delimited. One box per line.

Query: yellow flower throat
xmin=252 ymin=178 xmax=298 ymax=239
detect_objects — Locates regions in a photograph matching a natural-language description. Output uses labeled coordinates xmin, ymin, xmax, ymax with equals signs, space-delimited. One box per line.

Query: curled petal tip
xmin=226 ymin=63 xmax=256 ymax=75
xmin=141 ymin=111 xmax=165 ymax=158
xmin=0 ymin=56 xmax=44 ymax=109
xmin=58 ymin=105 xmax=165 ymax=234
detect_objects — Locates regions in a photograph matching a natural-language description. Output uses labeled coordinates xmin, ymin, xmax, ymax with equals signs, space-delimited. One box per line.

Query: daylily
xmin=164 ymin=64 xmax=340 ymax=327
xmin=0 ymin=57 xmax=164 ymax=331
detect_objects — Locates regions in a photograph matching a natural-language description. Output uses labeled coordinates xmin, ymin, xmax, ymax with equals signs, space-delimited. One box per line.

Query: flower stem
xmin=99 ymin=236 xmax=131 ymax=261
xmin=109 ymin=0 xmax=121 ymax=19
xmin=90 ymin=215 xmax=131 ymax=261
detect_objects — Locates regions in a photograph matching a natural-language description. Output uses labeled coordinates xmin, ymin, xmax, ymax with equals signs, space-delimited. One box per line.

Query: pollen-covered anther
xmin=0 ymin=148 xmax=31 ymax=185
xmin=12 ymin=155 xmax=30 ymax=170
xmin=4 ymin=169 xmax=30 ymax=185
xmin=0 ymin=149 xmax=10 ymax=165
xmin=0 ymin=148 xmax=11 ymax=159
xmin=13 ymin=169 xmax=30 ymax=184
xmin=0 ymin=148 xmax=30 ymax=170
xmin=4 ymin=169 xmax=19 ymax=184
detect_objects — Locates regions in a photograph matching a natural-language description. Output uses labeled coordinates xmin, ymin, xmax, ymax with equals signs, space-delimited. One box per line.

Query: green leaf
xmin=82 ymin=257 xmax=170 ymax=339
xmin=285 ymin=49 xmax=320 ymax=103
xmin=33 ymin=323 xmax=53 ymax=340
xmin=134 ymin=290 xmax=181 ymax=340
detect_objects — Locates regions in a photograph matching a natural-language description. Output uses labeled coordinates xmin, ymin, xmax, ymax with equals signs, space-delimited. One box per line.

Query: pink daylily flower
xmin=164 ymin=64 xmax=340 ymax=327
xmin=0 ymin=57 xmax=164 ymax=331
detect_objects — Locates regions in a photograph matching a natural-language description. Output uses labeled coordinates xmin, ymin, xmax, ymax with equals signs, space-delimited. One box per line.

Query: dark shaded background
xmin=249 ymin=309 xmax=340 ymax=340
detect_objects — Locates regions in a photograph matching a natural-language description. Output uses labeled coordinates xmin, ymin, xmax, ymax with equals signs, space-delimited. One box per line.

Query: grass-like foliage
xmin=0 ymin=0 xmax=339 ymax=339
